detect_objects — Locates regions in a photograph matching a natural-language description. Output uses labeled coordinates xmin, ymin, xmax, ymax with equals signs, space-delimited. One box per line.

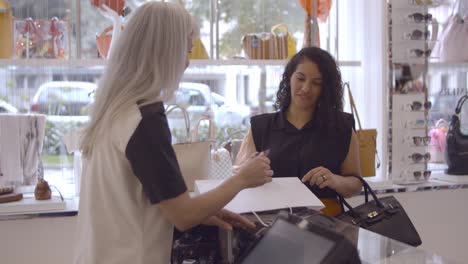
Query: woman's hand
xmin=202 ymin=209 xmax=255 ymax=231
xmin=301 ymin=166 xmax=338 ymax=190
xmin=235 ymin=152 xmax=273 ymax=189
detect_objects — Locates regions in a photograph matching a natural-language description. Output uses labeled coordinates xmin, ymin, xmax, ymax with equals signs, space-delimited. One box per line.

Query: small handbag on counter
xmin=193 ymin=116 xmax=233 ymax=180
xmin=337 ymin=176 xmax=422 ymax=247
xmin=445 ymin=95 xmax=468 ymax=175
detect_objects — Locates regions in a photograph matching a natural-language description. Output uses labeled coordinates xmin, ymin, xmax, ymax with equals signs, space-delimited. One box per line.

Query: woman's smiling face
xmin=289 ymin=59 xmax=323 ymax=111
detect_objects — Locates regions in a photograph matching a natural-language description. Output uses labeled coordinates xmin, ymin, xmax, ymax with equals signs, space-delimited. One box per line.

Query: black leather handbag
xmin=337 ymin=176 xmax=422 ymax=247
xmin=445 ymin=95 xmax=468 ymax=175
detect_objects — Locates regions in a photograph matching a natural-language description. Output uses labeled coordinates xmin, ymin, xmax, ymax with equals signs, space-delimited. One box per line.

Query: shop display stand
xmin=389 ymin=0 xmax=435 ymax=184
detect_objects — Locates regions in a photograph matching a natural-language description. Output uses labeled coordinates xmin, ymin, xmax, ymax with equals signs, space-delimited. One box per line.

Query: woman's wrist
xmin=224 ymin=175 xmax=246 ymax=192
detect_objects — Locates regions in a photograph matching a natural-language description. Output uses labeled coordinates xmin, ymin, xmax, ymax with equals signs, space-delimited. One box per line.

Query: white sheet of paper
xmin=194 ymin=177 xmax=324 ymax=214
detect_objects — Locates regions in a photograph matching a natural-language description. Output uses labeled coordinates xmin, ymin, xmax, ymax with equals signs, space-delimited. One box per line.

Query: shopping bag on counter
xmin=193 ymin=117 xmax=233 ymax=180
xmin=338 ymin=176 xmax=422 ymax=247
xmin=166 ymin=105 xmax=211 ymax=192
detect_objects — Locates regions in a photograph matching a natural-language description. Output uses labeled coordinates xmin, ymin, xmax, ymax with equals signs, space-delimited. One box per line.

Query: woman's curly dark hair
xmin=275 ymin=47 xmax=344 ymax=130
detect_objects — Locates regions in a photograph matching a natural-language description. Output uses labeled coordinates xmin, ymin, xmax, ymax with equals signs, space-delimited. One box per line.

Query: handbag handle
xmin=193 ymin=116 xmax=216 ymax=142
xmin=344 ymin=82 xmax=363 ymax=131
xmin=271 ymin=24 xmax=291 ymax=36
xmin=455 ymin=95 xmax=468 ymax=115
xmin=165 ymin=104 xmax=191 ymax=143
xmin=339 ymin=175 xmax=385 ymax=216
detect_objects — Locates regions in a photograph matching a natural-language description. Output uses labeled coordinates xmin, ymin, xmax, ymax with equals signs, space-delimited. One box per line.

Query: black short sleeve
xmin=125 ymin=111 xmax=187 ymax=204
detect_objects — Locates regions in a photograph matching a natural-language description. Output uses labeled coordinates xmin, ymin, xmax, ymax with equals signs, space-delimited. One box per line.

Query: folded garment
xmin=0 ymin=114 xmax=46 ymax=186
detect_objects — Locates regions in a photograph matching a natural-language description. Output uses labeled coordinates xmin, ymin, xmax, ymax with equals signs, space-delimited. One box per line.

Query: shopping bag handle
xmin=165 ymin=104 xmax=191 ymax=143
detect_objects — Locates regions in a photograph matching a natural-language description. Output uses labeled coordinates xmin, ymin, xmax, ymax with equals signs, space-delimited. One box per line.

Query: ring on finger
xmin=321 ymin=175 xmax=327 ymax=181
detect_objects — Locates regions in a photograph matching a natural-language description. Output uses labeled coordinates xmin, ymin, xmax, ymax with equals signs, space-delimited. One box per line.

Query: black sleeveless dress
xmin=250 ymin=109 xmax=354 ymax=199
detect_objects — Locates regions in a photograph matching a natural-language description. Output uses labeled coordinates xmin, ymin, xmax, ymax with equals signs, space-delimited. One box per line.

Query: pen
xmin=255 ymin=148 xmax=271 ymax=157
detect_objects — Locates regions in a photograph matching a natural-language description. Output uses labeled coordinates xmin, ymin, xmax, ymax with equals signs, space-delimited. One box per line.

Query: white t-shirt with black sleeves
xmin=73 ymin=101 xmax=187 ymax=264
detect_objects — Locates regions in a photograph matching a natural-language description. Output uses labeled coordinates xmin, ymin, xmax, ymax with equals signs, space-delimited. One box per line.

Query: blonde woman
xmin=74 ymin=2 xmax=273 ymax=264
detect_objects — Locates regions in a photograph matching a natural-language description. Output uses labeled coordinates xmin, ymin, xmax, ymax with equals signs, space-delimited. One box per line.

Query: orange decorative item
xmin=300 ymin=0 xmax=332 ymax=48
xmin=91 ymin=0 xmax=125 ymax=16
xmin=96 ymin=25 xmax=113 ymax=59
xmin=299 ymin=0 xmax=332 ymax=21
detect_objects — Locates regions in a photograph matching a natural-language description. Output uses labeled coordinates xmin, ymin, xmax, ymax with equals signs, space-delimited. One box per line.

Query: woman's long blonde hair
xmin=80 ymin=1 xmax=197 ymax=156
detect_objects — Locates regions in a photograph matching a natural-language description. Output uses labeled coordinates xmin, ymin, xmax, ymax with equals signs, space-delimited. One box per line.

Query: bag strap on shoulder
xmin=344 ymin=82 xmax=363 ymax=131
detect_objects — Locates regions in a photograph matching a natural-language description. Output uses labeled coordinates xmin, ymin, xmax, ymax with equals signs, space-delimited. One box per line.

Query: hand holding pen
xmin=235 ymin=149 xmax=273 ymax=189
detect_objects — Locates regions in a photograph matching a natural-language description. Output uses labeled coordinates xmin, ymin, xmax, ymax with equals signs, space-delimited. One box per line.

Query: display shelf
xmin=428 ymin=61 xmax=468 ymax=71
xmin=0 ymin=58 xmax=362 ymax=68
xmin=0 ymin=59 xmax=106 ymax=68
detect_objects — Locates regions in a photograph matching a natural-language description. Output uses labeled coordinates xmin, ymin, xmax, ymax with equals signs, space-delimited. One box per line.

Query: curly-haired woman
xmin=235 ymin=47 xmax=362 ymax=216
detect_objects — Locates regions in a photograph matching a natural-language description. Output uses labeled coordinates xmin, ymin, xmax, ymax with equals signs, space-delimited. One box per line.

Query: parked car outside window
xmin=166 ymin=82 xmax=251 ymax=129
xmin=30 ymin=81 xmax=96 ymax=116
xmin=0 ymin=99 xmax=18 ymax=113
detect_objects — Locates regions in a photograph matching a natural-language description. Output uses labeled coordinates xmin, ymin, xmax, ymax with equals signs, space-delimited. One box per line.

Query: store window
xmin=0 ymin=0 xmax=385 ymax=197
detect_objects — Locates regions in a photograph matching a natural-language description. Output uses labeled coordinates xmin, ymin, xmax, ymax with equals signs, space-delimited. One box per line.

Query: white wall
xmin=1 ymin=189 xmax=467 ymax=264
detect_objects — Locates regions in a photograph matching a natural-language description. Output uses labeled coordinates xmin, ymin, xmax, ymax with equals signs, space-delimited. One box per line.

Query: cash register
xmin=235 ymin=211 xmax=361 ymax=264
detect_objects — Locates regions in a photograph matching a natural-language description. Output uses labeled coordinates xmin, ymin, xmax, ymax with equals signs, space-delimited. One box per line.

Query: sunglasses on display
xmin=408 ymin=12 xmax=433 ymax=23
xmin=412 ymin=136 xmax=431 ymax=146
xmin=404 ymin=101 xmax=432 ymax=111
xmin=411 ymin=49 xmax=432 ymax=58
xmin=405 ymin=119 xmax=426 ymax=129
xmin=413 ymin=170 xmax=432 ymax=180
xmin=408 ymin=152 xmax=431 ymax=163
xmin=405 ymin=29 xmax=430 ymax=40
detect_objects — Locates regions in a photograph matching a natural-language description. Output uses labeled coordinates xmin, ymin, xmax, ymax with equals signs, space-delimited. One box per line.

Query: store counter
xmin=173 ymin=208 xmax=458 ymax=264
xmin=0 ymin=176 xmax=467 ymax=263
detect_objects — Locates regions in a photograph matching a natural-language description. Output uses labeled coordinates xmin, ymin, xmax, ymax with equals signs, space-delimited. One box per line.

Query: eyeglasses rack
xmin=388 ymin=0 xmax=437 ymax=184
